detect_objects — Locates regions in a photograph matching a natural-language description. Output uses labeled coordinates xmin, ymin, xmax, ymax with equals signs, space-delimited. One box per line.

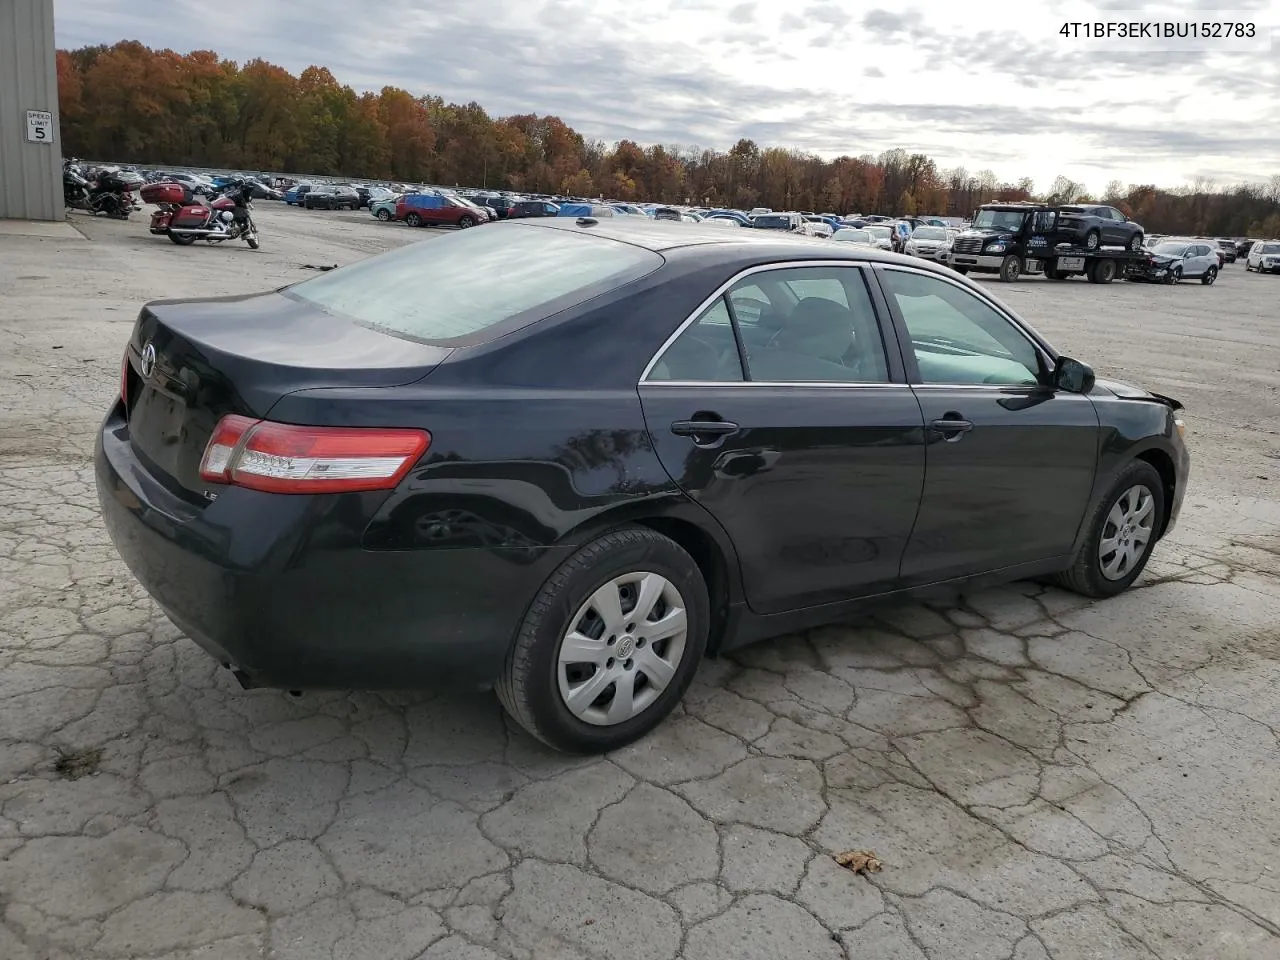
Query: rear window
xmin=754 ymin=215 xmax=791 ymax=229
xmin=286 ymin=224 xmax=663 ymax=344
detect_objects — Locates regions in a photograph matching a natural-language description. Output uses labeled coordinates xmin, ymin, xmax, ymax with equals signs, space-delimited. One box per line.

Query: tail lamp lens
xmin=199 ymin=415 xmax=430 ymax=494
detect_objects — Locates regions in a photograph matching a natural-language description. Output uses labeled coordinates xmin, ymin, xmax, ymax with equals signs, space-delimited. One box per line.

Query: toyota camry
xmin=96 ymin=217 xmax=1190 ymax=753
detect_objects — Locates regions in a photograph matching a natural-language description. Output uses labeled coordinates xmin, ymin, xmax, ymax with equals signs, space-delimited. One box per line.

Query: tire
xmin=1201 ymin=266 xmax=1216 ymax=285
xmin=952 ymin=266 xmax=969 ymax=275
xmin=998 ymin=255 xmax=1021 ymax=282
xmin=1052 ymin=460 xmax=1165 ymax=598
xmin=405 ymin=213 xmax=422 ymax=227
xmin=246 ymin=236 xmax=259 ymax=250
xmin=457 ymin=215 xmax=476 ymax=229
xmin=1083 ymin=229 xmax=1100 ymax=251
xmin=496 ymin=526 xmax=709 ymax=754
xmin=167 ymin=230 xmax=197 ymax=246
xmin=1245 ymin=262 xmax=1254 ymax=272
xmin=1087 ymin=259 xmax=1117 ymax=284
xmin=1128 ymin=233 xmax=1144 ymax=252
xmin=1167 ymin=267 xmax=1181 ymax=284
xmin=1044 ymin=266 xmax=1067 ymax=280
xmin=376 ymin=209 xmax=391 ymax=221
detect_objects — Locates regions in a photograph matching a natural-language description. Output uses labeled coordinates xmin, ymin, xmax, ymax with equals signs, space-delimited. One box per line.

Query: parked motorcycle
xmin=63 ymin=158 xmax=141 ymax=219
xmin=141 ymin=178 xmax=260 ymax=249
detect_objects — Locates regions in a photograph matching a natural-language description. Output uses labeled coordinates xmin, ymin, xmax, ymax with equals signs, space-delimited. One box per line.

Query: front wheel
xmin=998 ymin=255 xmax=1021 ymax=282
xmin=1166 ymin=267 xmax=1181 ymax=284
xmin=1083 ymin=229 xmax=1100 ymax=251
xmin=457 ymin=215 xmax=475 ymax=229
xmin=1201 ymin=266 xmax=1216 ymax=285
xmin=496 ymin=526 xmax=709 ymax=754
xmin=1128 ymin=233 xmax=1144 ymax=252
xmin=376 ymin=209 xmax=392 ymax=221
xmin=1052 ymin=460 xmax=1165 ymax=598
xmin=952 ymin=266 xmax=969 ymax=275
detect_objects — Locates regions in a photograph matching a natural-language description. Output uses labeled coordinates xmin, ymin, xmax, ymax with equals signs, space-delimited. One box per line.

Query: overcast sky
xmin=55 ymin=0 xmax=1279 ymax=193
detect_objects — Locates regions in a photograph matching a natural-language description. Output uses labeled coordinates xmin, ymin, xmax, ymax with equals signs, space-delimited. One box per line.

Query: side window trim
xmin=869 ymin=264 xmax=1057 ymax=387
xmin=639 ymin=260 xmax=907 ymax=385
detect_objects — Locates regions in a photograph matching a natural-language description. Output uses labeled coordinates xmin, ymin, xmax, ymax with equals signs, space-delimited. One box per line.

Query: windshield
xmin=1261 ymin=243 xmax=1280 ymax=254
xmin=1152 ymin=242 xmax=1189 ymax=256
xmin=913 ymin=227 xmax=947 ymax=240
xmin=972 ymin=209 xmax=1028 ymax=231
xmin=288 ymin=224 xmax=662 ymax=344
xmin=835 ymin=229 xmax=871 ymax=243
xmin=865 ymin=226 xmax=891 ymax=239
xmin=753 ymin=215 xmax=792 ymax=230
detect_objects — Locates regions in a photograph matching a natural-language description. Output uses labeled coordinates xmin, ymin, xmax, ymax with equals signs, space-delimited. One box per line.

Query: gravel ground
xmin=1 ymin=204 xmax=1278 ymax=960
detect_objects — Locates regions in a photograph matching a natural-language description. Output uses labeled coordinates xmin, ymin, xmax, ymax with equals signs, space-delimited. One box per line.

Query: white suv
xmin=1246 ymin=240 xmax=1280 ymax=274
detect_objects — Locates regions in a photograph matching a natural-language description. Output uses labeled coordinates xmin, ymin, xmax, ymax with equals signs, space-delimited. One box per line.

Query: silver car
xmin=1246 ymin=239 xmax=1280 ymax=273
xmin=832 ymin=228 xmax=874 ymax=246
xmin=905 ymin=225 xmax=952 ymax=263
xmin=861 ymin=225 xmax=894 ymax=250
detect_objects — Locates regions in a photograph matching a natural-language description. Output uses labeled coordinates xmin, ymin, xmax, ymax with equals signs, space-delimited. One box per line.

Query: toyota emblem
xmin=140 ymin=342 xmax=156 ymax=378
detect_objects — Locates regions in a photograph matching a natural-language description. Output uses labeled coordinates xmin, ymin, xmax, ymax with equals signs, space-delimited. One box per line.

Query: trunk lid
xmin=123 ymin=290 xmax=450 ymax=499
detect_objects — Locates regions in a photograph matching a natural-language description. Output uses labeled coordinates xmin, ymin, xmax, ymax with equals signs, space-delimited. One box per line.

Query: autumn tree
xmin=51 ymin=41 xmax=1280 ymax=234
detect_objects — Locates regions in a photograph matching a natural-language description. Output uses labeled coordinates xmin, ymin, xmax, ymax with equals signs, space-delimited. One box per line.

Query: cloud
xmin=51 ymin=0 xmax=1280 ymax=191
xmin=804 ymin=2 xmax=852 ymax=28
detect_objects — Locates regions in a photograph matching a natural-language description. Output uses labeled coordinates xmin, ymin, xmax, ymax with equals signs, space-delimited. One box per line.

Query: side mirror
xmin=1054 ymin=356 xmax=1095 ymax=393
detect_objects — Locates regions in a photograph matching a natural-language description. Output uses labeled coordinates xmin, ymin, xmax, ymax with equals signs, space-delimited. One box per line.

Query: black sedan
xmin=96 ymin=219 xmax=1190 ymax=753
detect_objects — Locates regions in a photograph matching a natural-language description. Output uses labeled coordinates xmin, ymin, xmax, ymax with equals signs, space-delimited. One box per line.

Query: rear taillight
xmin=199 ymin=416 xmax=430 ymax=494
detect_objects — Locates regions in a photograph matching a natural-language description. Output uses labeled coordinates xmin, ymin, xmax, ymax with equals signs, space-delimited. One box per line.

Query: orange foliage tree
xmin=55 ymin=42 xmax=1280 ymax=232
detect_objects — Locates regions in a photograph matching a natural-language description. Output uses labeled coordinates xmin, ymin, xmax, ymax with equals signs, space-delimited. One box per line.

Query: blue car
xmin=284 ymin=184 xmax=313 ymax=206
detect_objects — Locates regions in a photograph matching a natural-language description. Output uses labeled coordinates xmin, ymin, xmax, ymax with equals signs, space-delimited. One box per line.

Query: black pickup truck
xmin=950 ymin=202 xmax=1149 ymax=283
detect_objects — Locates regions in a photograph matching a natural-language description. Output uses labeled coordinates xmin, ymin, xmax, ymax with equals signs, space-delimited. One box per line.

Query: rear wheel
xmin=167 ymin=230 xmax=197 ymax=246
xmin=1088 ymin=258 xmax=1118 ymax=284
xmin=1128 ymin=233 xmax=1144 ymax=252
xmin=496 ymin=526 xmax=709 ymax=754
xmin=1201 ymin=266 xmax=1217 ymax=285
xmin=1052 ymin=460 xmax=1164 ymax=598
xmin=1044 ymin=266 xmax=1067 ymax=280
xmin=952 ymin=266 xmax=969 ymax=275
xmin=405 ymin=213 xmax=422 ymax=227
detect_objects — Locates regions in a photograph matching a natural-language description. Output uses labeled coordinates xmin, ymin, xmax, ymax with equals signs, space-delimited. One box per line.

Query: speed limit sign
xmin=25 ymin=110 xmax=54 ymax=143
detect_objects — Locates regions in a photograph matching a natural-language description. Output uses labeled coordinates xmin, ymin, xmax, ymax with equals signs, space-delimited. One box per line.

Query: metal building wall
xmin=0 ymin=0 xmax=63 ymax=221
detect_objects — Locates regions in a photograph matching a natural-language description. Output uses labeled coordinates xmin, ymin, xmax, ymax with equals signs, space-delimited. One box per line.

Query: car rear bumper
xmin=95 ymin=406 xmax=570 ymax=690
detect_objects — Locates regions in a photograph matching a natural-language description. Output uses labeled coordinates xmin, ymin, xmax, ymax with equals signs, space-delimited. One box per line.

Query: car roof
xmin=510 ymin=217 xmax=951 ymax=271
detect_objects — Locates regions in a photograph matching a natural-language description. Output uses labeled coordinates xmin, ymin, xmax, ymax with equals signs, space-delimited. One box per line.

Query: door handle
xmin=929 ymin=416 xmax=973 ymax=441
xmin=671 ymin=418 xmax=740 ymax=447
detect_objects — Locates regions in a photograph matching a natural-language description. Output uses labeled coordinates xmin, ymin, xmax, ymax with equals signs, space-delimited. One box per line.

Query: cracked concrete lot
xmin=2 ymin=206 xmax=1279 ymax=960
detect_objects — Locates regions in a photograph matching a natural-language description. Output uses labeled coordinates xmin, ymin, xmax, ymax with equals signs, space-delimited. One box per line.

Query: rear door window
xmin=287 ymin=224 xmax=663 ymax=344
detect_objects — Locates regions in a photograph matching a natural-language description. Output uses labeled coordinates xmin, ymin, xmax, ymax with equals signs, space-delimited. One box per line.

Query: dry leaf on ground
xmin=834 ymin=850 xmax=883 ymax=874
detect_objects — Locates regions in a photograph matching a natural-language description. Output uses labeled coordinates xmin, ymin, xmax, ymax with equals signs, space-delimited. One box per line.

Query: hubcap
xmin=1098 ymin=485 xmax=1155 ymax=581
xmin=557 ymin=572 xmax=688 ymax=726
